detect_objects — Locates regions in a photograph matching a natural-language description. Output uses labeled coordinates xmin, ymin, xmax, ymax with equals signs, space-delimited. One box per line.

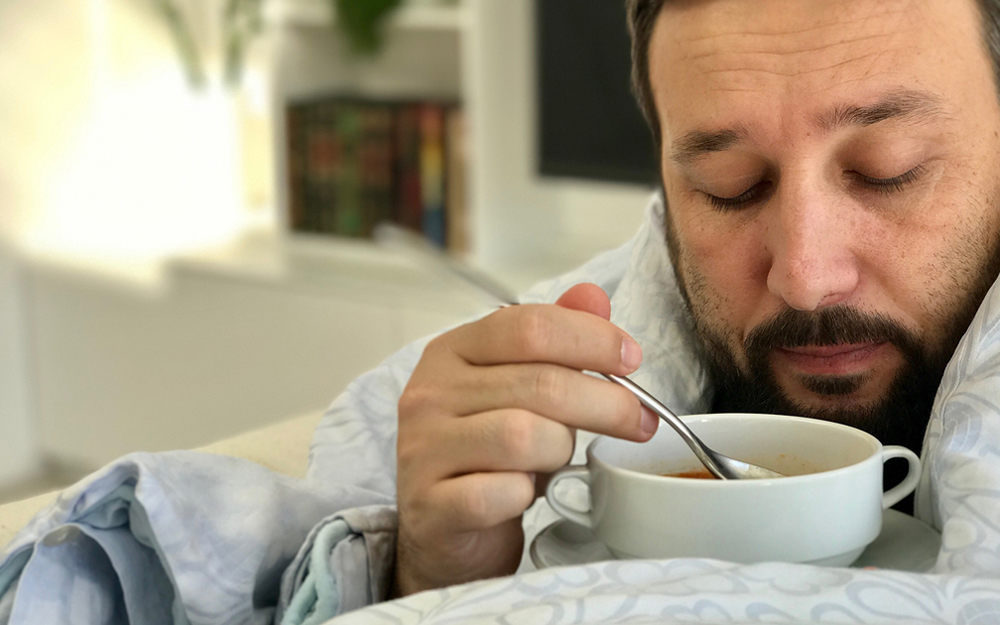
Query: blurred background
xmin=0 ymin=0 xmax=657 ymax=504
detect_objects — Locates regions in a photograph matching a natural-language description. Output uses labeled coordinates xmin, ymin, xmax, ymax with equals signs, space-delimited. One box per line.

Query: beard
xmin=661 ymin=192 xmax=1000 ymax=460
xmin=698 ymin=303 xmax=989 ymax=510
xmin=703 ymin=306 xmax=952 ymax=456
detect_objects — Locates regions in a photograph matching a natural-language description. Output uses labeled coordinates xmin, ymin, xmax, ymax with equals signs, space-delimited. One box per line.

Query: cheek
xmin=861 ymin=172 xmax=1000 ymax=347
xmin=672 ymin=204 xmax=772 ymax=344
xmin=912 ymin=198 xmax=1000 ymax=332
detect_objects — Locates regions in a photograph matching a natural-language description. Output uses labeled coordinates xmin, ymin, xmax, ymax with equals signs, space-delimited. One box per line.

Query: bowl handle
xmin=881 ymin=446 xmax=922 ymax=509
xmin=545 ymin=465 xmax=593 ymax=528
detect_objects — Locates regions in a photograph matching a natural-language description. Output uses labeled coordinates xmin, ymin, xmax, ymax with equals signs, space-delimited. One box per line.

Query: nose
xmin=764 ymin=180 xmax=860 ymax=311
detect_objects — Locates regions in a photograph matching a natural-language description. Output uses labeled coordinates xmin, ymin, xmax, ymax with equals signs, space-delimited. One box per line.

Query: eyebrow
xmin=668 ymin=90 xmax=947 ymax=166
xmin=819 ymin=90 xmax=947 ymax=132
xmin=669 ymin=127 xmax=751 ymax=166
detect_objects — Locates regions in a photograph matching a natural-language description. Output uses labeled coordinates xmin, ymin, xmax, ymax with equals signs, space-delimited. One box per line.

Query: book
xmin=307 ymin=101 xmax=340 ymax=234
xmin=445 ymin=107 xmax=469 ymax=254
xmin=360 ymin=104 xmax=395 ymax=237
xmin=334 ymin=103 xmax=363 ymax=237
xmin=285 ymin=104 xmax=307 ymax=231
xmin=285 ymin=97 xmax=467 ymax=250
xmin=419 ymin=104 xmax=446 ymax=248
xmin=395 ymin=104 xmax=424 ymax=232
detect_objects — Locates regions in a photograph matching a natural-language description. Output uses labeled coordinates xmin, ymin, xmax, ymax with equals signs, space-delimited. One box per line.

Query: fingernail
xmin=621 ymin=336 xmax=643 ymax=371
xmin=640 ymin=406 xmax=658 ymax=437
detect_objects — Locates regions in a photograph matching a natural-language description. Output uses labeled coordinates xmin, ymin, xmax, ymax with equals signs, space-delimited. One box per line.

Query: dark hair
xmin=626 ymin=0 xmax=1000 ymax=148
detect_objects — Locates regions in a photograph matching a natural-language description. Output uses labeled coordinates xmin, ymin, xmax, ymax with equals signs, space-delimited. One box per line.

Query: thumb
xmin=555 ymin=283 xmax=611 ymax=321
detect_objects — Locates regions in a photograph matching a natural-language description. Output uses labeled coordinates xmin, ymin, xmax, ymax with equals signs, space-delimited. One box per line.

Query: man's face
xmin=649 ymin=0 xmax=1000 ymax=449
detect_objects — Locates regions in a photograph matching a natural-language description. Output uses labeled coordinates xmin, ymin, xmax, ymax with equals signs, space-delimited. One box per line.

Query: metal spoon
xmin=374 ymin=225 xmax=784 ymax=480
xmin=602 ymin=373 xmax=783 ymax=479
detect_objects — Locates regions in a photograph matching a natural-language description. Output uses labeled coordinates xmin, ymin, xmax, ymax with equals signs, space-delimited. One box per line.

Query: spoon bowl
xmin=606 ymin=374 xmax=784 ymax=479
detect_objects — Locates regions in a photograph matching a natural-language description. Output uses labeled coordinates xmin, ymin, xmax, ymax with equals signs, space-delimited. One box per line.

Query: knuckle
xmin=395 ymin=433 xmax=424 ymax=467
xmin=554 ymin=425 xmax=576 ymax=465
xmin=398 ymin=384 xmax=435 ymax=418
xmin=396 ymin=486 xmax=421 ymax=517
xmin=458 ymin=483 xmax=491 ymax=526
xmin=399 ymin=496 xmax=432 ymax=541
xmin=515 ymin=307 xmax=552 ymax=358
xmin=397 ymin=389 xmax=421 ymax=418
xmin=510 ymin=473 xmax=535 ymax=513
xmin=419 ymin=333 xmax=458 ymax=366
xmin=531 ymin=365 xmax=566 ymax=408
xmin=534 ymin=424 xmax=574 ymax=473
xmin=497 ymin=411 xmax=537 ymax=463
xmin=423 ymin=333 xmax=450 ymax=356
xmin=513 ymin=474 xmax=536 ymax=510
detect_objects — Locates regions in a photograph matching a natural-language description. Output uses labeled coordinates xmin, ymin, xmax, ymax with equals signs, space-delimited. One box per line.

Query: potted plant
xmin=154 ymin=0 xmax=407 ymax=88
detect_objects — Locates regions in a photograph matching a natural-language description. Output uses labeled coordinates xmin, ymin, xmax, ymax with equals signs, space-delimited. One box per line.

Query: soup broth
xmin=656 ymin=454 xmax=815 ymax=479
xmin=662 ymin=468 xmax=716 ymax=479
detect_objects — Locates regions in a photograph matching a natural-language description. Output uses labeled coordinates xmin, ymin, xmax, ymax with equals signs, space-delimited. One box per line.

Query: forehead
xmin=648 ymin=0 xmax=991 ymax=141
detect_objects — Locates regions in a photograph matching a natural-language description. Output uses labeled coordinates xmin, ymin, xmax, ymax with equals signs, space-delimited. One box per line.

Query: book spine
xmin=445 ymin=106 xmax=468 ymax=254
xmin=303 ymin=100 xmax=340 ymax=234
xmin=395 ymin=104 xmax=423 ymax=232
xmin=287 ymin=96 xmax=462 ymax=250
xmin=285 ymin=104 xmax=306 ymax=231
xmin=335 ymin=103 xmax=363 ymax=237
xmin=361 ymin=105 xmax=395 ymax=237
xmin=420 ymin=104 xmax=446 ymax=248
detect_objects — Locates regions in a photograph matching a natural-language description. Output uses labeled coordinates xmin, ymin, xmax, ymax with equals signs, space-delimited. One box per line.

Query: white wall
xmin=25 ymin=249 xmax=488 ymax=470
xmin=0 ymin=251 xmax=40 ymax=486
xmin=2 ymin=0 xmax=272 ymax=268
xmin=0 ymin=0 xmax=91 ymax=241
xmin=1 ymin=0 xmax=657 ymax=481
xmin=467 ymin=0 xmax=654 ymax=270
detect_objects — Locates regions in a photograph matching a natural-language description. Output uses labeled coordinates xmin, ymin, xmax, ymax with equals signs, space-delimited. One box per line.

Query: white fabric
xmin=5 ymin=192 xmax=1000 ymax=623
xmin=308 ymin=194 xmax=1000 ymax=622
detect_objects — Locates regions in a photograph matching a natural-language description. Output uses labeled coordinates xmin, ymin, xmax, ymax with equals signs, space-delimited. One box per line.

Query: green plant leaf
xmin=149 ymin=0 xmax=206 ymax=88
xmin=334 ymin=0 xmax=403 ymax=55
xmin=223 ymin=0 xmax=265 ymax=85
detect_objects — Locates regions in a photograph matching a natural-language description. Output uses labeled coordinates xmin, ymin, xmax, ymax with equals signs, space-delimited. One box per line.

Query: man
xmin=393 ymin=0 xmax=1000 ymax=597
xmin=4 ymin=0 xmax=1000 ymax=621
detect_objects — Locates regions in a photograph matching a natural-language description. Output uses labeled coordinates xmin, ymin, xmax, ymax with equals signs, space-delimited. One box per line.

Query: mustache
xmin=745 ymin=306 xmax=922 ymax=358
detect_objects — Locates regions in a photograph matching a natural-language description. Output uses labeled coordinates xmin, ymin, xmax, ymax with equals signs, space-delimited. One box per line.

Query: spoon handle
xmin=603 ymin=373 xmax=729 ymax=479
xmin=372 ymin=224 xmax=732 ymax=478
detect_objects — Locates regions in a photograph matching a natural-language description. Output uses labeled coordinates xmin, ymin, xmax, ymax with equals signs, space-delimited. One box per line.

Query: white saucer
xmin=530 ymin=509 xmax=941 ymax=572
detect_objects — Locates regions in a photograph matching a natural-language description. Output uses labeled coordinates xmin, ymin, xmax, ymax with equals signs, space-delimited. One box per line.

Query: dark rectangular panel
xmin=536 ymin=0 xmax=659 ymax=185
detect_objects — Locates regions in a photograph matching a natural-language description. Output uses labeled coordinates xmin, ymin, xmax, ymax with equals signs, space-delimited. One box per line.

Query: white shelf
xmin=268 ymin=0 xmax=649 ymax=276
xmin=266 ymin=0 xmax=467 ymax=32
xmin=169 ymin=229 xmax=504 ymax=310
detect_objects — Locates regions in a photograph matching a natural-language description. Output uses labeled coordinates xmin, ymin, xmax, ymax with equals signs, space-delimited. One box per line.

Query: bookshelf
xmin=267 ymin=0 xmax=470 ymax=257
xmin=265 ymin=0 xmax=653 ymax=287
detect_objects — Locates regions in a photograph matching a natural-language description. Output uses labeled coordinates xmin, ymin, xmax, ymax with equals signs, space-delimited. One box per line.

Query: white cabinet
xmin=26 ymin=243 xmax=490 ymax=470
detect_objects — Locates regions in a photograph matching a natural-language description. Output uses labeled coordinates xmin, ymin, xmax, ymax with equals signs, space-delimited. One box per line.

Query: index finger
xmin=444 ymin=304 xmax=642 ymax=375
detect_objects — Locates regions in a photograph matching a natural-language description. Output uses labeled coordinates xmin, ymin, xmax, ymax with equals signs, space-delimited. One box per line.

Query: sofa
xmin=0 ymin=411 xmax=322 ymax=550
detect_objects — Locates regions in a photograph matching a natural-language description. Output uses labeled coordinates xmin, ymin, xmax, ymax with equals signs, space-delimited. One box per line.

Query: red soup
xmin=662 ymin=468 xmax=717 ymax=479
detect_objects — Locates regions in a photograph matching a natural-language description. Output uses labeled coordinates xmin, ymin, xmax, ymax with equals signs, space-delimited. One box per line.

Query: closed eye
xmin=852 ymin=165 xmax=925 ymax=194
xmin=703 ymin=180 xmax=773 ymax=211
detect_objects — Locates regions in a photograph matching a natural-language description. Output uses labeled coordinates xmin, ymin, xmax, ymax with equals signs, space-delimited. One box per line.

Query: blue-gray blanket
xmin=3 ymin=194 xmax=1000 ymax=624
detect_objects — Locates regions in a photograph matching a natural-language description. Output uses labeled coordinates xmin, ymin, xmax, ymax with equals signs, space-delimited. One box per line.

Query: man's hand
xmin=393 ymin=283 xmax=658 ymax=596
